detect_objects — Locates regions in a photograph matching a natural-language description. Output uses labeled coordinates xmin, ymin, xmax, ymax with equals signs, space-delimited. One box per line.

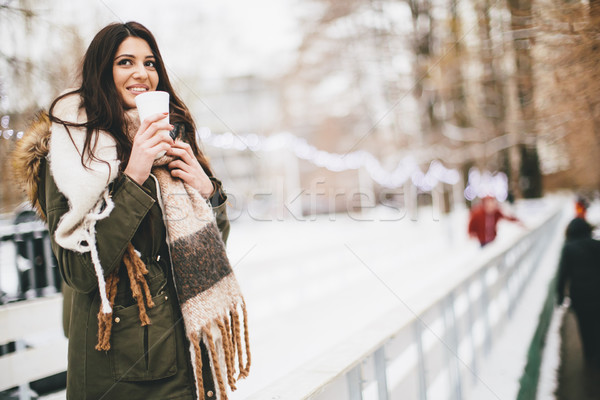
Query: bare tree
xmin=0 ymin=1 xmax=85 ymax=213
xmin=279 ymin=0 xmax=418 ymax=157
xmin=533 ymin=0 xmax=600 ymax=191
xmin=507 ymin=0 xmax=543 ymax=197
xmin=445 ymin=0 xmax=470 ymax=129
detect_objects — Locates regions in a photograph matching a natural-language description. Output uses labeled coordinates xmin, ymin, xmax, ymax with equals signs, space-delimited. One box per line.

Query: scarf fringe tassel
xmin=191 ymin=303 xmax=251 ymax=400
xmin=95 ymin=244 xmax=155 ymax=351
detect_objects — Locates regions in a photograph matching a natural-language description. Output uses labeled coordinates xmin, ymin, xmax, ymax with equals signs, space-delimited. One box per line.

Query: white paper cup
xmin=134 ymin=91 xmax=170 ymax=158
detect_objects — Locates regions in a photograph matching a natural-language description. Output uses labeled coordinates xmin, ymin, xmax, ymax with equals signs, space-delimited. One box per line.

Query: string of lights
xmin=196 ymin=128 xmax=508 ymax=199
xmin=2 ymin=114 xmax=505 ymax=200
xmin=0 ymin=116 xmax=23 ymax=140
xmin=463 ymin=168 xmax=509 ymax=202
xmin=197 ymin=127 xmax=461 ymax=191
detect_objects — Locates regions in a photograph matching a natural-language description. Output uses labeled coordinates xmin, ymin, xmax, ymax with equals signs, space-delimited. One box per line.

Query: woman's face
xmin=113 ymin=37 xmax=159 ymax=109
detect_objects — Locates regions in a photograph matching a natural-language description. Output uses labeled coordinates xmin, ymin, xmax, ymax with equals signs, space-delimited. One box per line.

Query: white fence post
xmin=16 ymin=340 xmax=32 ymax=400
xmin=374 ymin=347 xmax=389 ymax=400
xmin=465 ymin=278 xmax=479 ymax=385
xmin=444 ymin=292 xmax=462 ymax=400
xmin=415 ymin=321 xmax=428 ymax=400
xmin=480 ymin=268 xmax=492 ymax=355
xmin=347 ymin=365 xmax=362 ymax=400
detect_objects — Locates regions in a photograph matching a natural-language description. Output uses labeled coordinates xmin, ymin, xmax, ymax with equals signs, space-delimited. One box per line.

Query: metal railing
xmin=0 ymin=219 xmax=66 ymax=399
xmin=250 ymin=205 xmax=563 ymax=400
xmin=0 ymin=220 xmax=61 ymax=303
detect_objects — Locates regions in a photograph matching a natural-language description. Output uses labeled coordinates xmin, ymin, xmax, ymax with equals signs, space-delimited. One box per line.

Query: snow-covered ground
xmin=0 ymin=196 xmax=567 ymax=399
xmin=225 ymin=197 xmax=561 ymax=398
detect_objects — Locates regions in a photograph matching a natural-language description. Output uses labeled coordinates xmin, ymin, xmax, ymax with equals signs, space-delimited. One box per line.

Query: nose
xmin=132 ymin=62 xmax=149 ymax=80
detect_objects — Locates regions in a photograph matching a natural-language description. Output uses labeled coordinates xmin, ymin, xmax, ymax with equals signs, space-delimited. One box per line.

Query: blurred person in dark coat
xmin=557 ymin=217 xmax=600 ymax=368
xmin=468 ymin=195 xmax=522 ymax=247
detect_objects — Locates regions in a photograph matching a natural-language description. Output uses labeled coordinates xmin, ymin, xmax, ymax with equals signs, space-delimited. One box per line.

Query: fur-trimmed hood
xmin=11 ymin=111 xmax=52 ymax=221
xmin=12 ymin=93 xmax=120 ymax=313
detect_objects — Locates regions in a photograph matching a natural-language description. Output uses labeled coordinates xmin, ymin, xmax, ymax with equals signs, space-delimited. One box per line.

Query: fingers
xmin=167 ymin=144 xmax=206 ymax=177
xmin=133 ymin=122 xmax=175 ymax=158
xmin=167 ymin=159 xmax=190 ymax=174
xmin=130 ymin=129 xmax=173 ymax=167
xmin=148 ymin=140 xmax=173 ymax=158
xmin=169 ymin=167 xmax=202 ymax=192
xmin=145 ymin=129 xmax=175 ymax=148
xmin=165 ymin=140 xmax=212 ymax=196
xmin=140 ymin=112 xmax=168 ymax=129
xmin=169 ymin=167 xmax=192 ymax=182
xmin=169 ymin=167 xmax=212 ymax=196
xmin=167 ymin=140 xmax=195 ymax=162
xmin=142 ymin=121 xmax=174 ymax=140
xmin=137 ymin=112 xmax=172 ymax=139
xmin=171 ymin=139 xmax=193 ymax=151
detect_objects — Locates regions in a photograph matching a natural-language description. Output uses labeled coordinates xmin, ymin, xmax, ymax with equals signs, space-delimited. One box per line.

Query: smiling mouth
xmin=127 ymin=86 xmax=149 ymax=93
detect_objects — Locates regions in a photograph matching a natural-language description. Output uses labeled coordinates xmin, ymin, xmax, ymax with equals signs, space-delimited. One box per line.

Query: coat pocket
xmin=108 ymin=291 xmax=178 ymax=381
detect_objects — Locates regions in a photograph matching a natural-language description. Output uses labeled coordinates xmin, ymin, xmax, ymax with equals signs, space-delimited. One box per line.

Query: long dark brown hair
xmin=48 ymin=21 xmax=213 ymax=175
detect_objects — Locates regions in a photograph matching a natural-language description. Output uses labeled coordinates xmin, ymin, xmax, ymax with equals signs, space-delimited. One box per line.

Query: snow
xmin=225 ymin=198 xmax=559 ymax=398
xmin=2 ymin=196 xmax=566 ymax=400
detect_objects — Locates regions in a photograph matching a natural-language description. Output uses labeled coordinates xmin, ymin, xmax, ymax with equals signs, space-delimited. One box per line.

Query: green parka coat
xmin=14 ymin=114 xmax=230 ymax=400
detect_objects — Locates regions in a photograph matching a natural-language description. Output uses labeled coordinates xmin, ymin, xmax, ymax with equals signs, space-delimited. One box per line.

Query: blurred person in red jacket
xmin=468 ymin=195 xmax=522 ymax=247
xmin=575 ymin=196 xmax=589 ymax=220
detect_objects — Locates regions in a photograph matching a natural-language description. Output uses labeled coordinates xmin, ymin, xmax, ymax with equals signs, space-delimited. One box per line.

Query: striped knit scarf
xmin=151 ymin=163 xmax=251 ymax=399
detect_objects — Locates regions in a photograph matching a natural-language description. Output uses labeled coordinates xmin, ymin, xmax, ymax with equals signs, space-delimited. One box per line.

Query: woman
xmin=557 ymin=217 xmax=600 ymax=368
xmin=13 ymin=22 xmax=250 ymax=400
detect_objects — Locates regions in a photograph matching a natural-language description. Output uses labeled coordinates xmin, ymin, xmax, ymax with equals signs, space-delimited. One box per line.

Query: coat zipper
xmin=149 ymin=173 xmax=180 ymax=299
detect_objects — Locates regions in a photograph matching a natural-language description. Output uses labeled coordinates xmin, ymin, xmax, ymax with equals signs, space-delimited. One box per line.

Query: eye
xmin=116 ymin=59 xmax=133 ymax=66
xmin=145 ymin=60 xmax=156 ymax=68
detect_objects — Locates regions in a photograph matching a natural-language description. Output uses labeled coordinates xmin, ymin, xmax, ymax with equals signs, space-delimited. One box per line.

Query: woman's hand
xmin=124 ymin=112 xmax=174 ymax=186
xmin=166 ymin=140 xmax=214 ymax=198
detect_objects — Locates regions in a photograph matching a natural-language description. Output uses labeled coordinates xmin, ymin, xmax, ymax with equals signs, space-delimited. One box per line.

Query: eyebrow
xmin=114 ymin=54 xmax=155 ymax=60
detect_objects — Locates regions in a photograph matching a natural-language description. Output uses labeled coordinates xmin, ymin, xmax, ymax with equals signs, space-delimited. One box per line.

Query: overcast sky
xmin=74 ymin=0 xmax=307 ymax=80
